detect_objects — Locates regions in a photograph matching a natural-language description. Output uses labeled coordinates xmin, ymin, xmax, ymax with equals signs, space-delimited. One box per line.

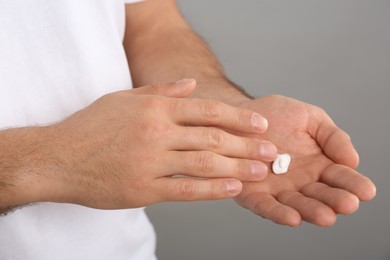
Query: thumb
xmin=130 ymin=79 xmax=196 ymax=97
xmin=309 ymin=111 xmax=360 ymax=169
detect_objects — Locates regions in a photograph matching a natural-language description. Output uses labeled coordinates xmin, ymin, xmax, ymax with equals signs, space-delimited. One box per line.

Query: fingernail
xmin=225 ymin=180 xmax=242 ymax=193
xmin=259 ymin=143 xmax=277 ymax=160
xmin=252 ymin=114 xmax=268 ymax=131
xmin=251 ymin=163 xmax=268 ymax=178
xmin=175 ymin=78 xmax=196 ymax=86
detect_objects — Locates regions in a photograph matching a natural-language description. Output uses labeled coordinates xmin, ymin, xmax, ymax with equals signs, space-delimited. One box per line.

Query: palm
xmin=235 ymin=95 xmax=376 ymax=226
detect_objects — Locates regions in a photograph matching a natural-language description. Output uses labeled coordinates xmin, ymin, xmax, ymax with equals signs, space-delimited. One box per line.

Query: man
xmin=0 ymin=0 xmax=376 ymax=259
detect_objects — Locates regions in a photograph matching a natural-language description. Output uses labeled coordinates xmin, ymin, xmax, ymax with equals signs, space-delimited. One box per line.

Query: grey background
xmin=145 ymin=1 xmax=390 ymax=259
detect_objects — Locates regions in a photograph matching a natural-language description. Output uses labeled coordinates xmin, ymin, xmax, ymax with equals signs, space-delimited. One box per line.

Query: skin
xmin=0 ymin=80 xmax=275 ymax=214
xmin=123 ymin=0 xmax=376 ymax=226
xmin=123 ymin=0 xmax=250 ymax=105
xmin=235 ymin=95 xmax=376 ymax=226
xmin=0 ymin=0 xmax=376 ymax=228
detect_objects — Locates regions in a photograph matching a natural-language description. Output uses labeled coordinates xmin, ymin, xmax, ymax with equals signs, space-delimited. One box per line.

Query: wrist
xmin=192 ymin=77 xmax=253 ymax=106
xmin=0 ymin=127 xmax=47 ymax=210
xmin=0 ymin=126 xmax=58 ymax=211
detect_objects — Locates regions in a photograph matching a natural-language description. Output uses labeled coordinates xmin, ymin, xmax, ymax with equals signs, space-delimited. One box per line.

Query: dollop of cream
xmin=272 ymin=153 xmax=291 ymax=174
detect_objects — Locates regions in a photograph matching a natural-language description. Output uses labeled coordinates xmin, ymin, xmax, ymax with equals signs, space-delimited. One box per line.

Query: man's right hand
xmin=9 ymin=79 xmax=276 ymax=210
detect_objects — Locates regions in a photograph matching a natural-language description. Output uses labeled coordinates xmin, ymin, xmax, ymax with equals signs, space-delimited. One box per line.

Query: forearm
xmin=123 ymin=1 xmax=251 ymax=105
xmin=0 ymin=126 xmax=57 ymax=214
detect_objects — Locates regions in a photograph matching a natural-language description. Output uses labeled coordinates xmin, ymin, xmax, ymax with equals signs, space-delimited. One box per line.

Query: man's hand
xmin=16 ymin=79 xmax=277 ymax=211
xmin=234 ymin=95 xmax=376 ymax=227
xmin=121 ymin=0 xmax=376 ymax=227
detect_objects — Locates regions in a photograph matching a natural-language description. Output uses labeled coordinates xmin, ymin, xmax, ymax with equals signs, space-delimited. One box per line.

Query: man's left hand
xmin=234 ymin=95 xmax=376 ymax=226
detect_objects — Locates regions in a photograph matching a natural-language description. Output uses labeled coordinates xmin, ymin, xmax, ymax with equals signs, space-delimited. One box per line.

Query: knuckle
xmin=138 ymin=121 xmax=157 ymax=138
xmin=199 ymin=100 xmax=221 ymax=121
xmin=137 ymin=121 xmax=173 ymax=140
xmin=167 ymin=99 xmax=180 ymax=111
xmin=245 ymin=140 xmax=258 ymax=158
xmin=97 ymin=92 xmax=128 ymax=107
xmin=237 ymin=160 xmax=249 ymax=178
xmin=130 ymin=176 xmax=147 ymax=191
xmin=205 ymin=128 xmax=225 ymax=150
xmin=178 ymin=180 xmax=196 ymax=198
xmin=194 ymin=151 xmax=216 ymax=173
xmin=149 ymin=82 xmax=164 ymax=94
xmin=238 ymin=109 xmax=252 ymax=127
xmin=142 ymin=96 xmax=165 ymax=110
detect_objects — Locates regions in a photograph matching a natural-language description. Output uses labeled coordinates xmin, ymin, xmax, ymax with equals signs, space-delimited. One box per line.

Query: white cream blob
xmin=272 ymin=153 xmax=291 ymax=174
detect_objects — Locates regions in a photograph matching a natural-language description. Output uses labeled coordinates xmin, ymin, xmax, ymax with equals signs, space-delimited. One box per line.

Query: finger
xmin=320 ymin=164 xmax=376 ymax=201
xmin=236 ymin=192 xmax=301 ymax=227
xmin=300 ymin=182 xmax=359 ymax=214
xmin=170 ymin=98 xmax=269 ymax=133
xmin=171 ymin=126 xmax=277 ymax=161
xmin=308 ymin=109 xmax=359 ymax=168
xmin=277 ymin=191 xmax=337 ymax=227
xmin=319 ymin=126 xmax=359 ymax=168
xmin=156 ymin=177 xmax=242 ymax=202
xmin=130 ymin=79 xmax=196 ymax=98
xmin=166 ymin=151 xmax=268 ymax=181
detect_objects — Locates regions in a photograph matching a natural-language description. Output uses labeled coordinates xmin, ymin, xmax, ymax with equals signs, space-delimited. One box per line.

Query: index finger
xmin=170 ymin=98 xmax=268 ymax=134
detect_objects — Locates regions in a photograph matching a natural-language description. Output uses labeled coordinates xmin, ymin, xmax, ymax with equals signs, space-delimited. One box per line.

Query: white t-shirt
xmin=0 ymin=1 xmax=157 ymax=259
